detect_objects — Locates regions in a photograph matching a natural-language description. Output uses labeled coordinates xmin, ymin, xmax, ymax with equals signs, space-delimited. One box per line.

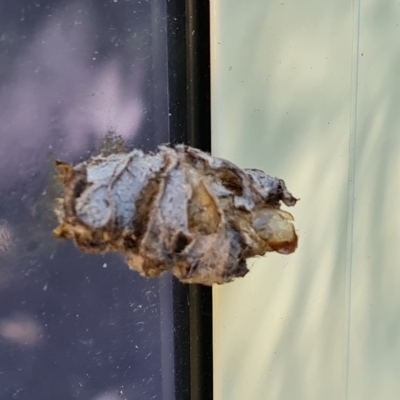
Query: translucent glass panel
xmin=211 ymin=0 xmax=400 ymax=399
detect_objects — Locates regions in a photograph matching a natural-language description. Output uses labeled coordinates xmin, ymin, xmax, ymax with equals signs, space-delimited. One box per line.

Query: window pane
xmin=0 ymin=1 xmax=173 ymax=399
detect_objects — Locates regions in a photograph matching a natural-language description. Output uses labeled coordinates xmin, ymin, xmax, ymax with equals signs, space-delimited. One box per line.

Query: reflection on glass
xmin=0 ymin=1 xmax=173 ymax=399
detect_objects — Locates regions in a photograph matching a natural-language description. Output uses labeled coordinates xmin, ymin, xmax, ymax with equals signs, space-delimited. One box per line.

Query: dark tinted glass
xmin=0 ymin=1 xmax=175 ymax=399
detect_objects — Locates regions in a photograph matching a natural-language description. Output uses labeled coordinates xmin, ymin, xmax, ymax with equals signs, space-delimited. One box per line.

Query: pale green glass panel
xmin=211 ymin=0 xmax=354 ymax=399
xmin=347 ymin=1 xmax=400 ymax=399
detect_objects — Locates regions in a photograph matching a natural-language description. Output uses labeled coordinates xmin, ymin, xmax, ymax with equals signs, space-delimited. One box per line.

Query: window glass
xmin=0 ymin=1 xmax=174 ymax=399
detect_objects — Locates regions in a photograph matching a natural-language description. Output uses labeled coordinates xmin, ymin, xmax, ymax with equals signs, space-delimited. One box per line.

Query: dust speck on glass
xmin=0 ymin=1 xmax=173 ymax=399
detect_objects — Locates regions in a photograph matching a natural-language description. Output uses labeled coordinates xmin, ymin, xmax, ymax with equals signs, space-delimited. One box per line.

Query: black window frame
xmin=166 ymin=0 xmax=213 ymax=399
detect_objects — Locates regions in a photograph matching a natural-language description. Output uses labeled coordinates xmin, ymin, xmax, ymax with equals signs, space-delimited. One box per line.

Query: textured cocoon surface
xmin=54 ymin=145 xmax=298 ymax=285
